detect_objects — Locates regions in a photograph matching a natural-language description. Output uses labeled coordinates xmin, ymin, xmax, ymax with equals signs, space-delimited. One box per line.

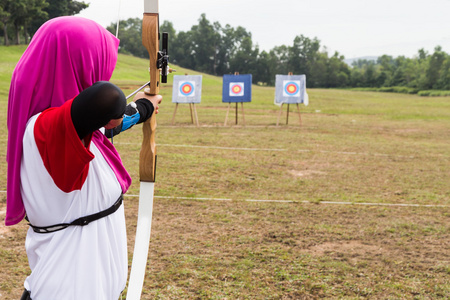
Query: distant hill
xmin=344 ymin=56 xmax=378 ymax=66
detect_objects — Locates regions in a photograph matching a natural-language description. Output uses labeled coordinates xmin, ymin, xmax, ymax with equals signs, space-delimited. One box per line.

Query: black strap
xmin=20 ymin=289 xmax=31 ymax=300
xmin=28 ymin=194 xmax=123 ymax=234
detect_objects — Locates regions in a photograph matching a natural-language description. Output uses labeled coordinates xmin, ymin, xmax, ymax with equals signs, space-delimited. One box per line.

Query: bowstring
xmin=111 ymin=0 xmax=121 ymax=144
xmin=115 ymin=0 xmax=122 ymax=38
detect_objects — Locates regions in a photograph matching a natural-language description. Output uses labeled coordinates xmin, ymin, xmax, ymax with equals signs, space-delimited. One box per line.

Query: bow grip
xmin=139 ymin=115 xmax=156 ymax=182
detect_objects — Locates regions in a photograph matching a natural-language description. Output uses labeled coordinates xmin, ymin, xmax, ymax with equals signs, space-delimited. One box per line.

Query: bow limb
xmin=126 ymin=1 xmax=159 ymax=299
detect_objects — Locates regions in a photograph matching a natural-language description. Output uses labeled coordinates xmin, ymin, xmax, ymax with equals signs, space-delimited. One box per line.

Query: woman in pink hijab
xmin=7 ymin=16 xmax=161 ymax=299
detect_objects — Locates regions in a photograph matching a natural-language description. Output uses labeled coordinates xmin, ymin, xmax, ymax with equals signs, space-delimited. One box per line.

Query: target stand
xmin=274 ymin=72 xmax=308 ymax=126
xmin=224 ymin=101 xmax=246 ymax=126
xmin=276 ymin=103 xmax=302 ymax=126
xmin=172 ymin=102 xmax=199 ymax=126
xmin=222 ymin=72 xmax=252 ymax=126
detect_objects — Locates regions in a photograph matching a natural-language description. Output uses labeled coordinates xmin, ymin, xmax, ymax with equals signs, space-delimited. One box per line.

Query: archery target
xmin=222 ymin=74 xmax=252 ymax=103
xmin=172 ymin=75 xmax=202 ymax=103
xmin=274 ymin=74 xmax=308 ymax=105
xmin=178 ymin=81 xmax=195 ymax=97
xmin=229 ymin=82 xmax=244 ymax=97
xmin=283 ymin=80 xmax=301 ymax=97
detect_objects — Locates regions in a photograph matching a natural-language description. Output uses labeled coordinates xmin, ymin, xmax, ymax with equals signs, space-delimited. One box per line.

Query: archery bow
xmin=126 ymin=0 xmax=169 ymax=298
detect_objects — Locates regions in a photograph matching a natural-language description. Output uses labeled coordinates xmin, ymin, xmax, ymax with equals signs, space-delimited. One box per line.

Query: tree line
xmin=108 ymin=14 xmax=351 ymax=88
xmin=1 ymin=6 xmax=448 ymax=91
xmin=350 ymin=48 xmax=450 ymax=91
xmin=109 ymin=14 xmax=449 ymax=90
xmin=0 ymin=0 xmax=87 ymax=45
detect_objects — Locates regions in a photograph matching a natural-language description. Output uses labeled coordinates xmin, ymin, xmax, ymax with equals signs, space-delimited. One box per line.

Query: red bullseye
xmin=284 ymin=81 xmax=300 ymax=96
xmin=231 ymin=84 xmax=242 ymax=94
xmin=182 ymin=85 xmax=192 ymax=93
xmin=179 ymin=82 xmax=194 ymax=96
xmin=286 ymin=84 xmax=297 ymax=94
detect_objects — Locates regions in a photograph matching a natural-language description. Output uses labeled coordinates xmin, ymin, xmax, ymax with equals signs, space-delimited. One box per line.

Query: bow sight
xmin=158 ymin=32 xmax=169 ymax=83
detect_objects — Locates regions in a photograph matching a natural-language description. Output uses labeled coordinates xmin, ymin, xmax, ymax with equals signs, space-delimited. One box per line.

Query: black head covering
xmin=71 ymin=81 xmax=126 ymax=139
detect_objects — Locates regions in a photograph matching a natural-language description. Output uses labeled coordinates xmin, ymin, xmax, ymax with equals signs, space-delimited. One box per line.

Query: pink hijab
xmin=6 ymin=16 xmax=131 ymax=226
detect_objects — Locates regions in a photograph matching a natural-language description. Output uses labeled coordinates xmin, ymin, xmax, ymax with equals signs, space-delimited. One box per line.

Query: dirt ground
xmin=2 ymin=196 xmax=447 ymax=299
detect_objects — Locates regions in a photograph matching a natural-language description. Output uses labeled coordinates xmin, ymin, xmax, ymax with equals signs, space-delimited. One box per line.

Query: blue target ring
xmin=284 ymin=81 xmax=300 ymax=96
xmin=180 ymin=82 xmax=194 ymax=96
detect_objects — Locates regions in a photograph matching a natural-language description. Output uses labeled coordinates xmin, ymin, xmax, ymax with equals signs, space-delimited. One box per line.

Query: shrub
xmin=418 ymin=90 xmax=450 ymax=97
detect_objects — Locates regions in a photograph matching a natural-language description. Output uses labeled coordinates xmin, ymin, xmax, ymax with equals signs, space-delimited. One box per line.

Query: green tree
xmin=0 ymin=0 xmax=12 ymax=45
xmin=326 ymin=52 xmax=350 ymax=87
xmin=43 ymin=0 xmax=87 ymax=19
xmin=288 ymin=35 xmax=320 ymax=75
xmin=10 ymin=0 xmax=27 ymax=44
xmin=287 ymin=35 xmax=329 ymax=87
xmin=377 ymin=55 xmax=394 ymax=86
xmin=350 ymin=67 xmax=364 ymax=87
xmin=364 ymin=62 xmax=378 ymax=87
xmin=215 ymin=24 xmax=253 ymax=75
xmin=13 ymin=0 xmax=48 ymax=44
xmin=426 ymin=46 xmax=446 ymax=89
xmin=229 ymin=35 xmax=258 ymax=75
xmin=28 ymin=0 xmax=88 ymax=37
xmin=268 ymin=45 xmax=290 ymax=76
xmin=253 ymin=50 xmax=273 ymax=85
xmin=107 ymin=18 xmax=147 ymax=58
xmin=160 ymin=20 xmax=176 ymax=55
xmin=188 ymin=14 xmax=221 ymax=74
xmin=171 ymin=30 xmax=195 ymax=69
xmin=438 ymin=58 xmax=450 ymax=90
xmin=310 ymin=51 xmax=327 ymax=87
xmin=214 ymin=24 xmax=235 ymax=75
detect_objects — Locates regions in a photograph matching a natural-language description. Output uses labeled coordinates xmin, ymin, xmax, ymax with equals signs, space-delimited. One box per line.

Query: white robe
xmin=21 ymin=114 xmax=127 ymax=300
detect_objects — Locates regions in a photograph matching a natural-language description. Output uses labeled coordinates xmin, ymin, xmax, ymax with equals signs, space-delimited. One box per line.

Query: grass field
xmin=0 ymin=46 xmax=449 ymax=299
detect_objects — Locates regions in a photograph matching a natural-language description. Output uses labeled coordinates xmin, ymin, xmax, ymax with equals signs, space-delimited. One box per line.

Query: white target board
xmin=274 ymin=74 xmax=309 ymax=106
xmin=172 ymin=75 xmax=202 ymax=103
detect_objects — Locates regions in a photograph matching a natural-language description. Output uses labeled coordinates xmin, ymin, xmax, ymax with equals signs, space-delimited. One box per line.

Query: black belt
xmin=27 ymin=194 xmax=123 ymax=234
xmin=20 ymin=289 xmax=31 ymax=300
xmin=20 ymin=289 xmax=123 ymax=300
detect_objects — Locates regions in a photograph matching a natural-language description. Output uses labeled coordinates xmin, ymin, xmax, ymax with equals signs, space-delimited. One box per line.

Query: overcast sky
xmin=77 ymin=0 xmax=450 ymax=59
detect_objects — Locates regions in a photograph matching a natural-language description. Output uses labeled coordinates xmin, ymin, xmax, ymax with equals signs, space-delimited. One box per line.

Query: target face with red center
xmin=222 ymin=74 xmax=252 ymax=103
xmin=274 ymin=74 xmax=307 ymax=105
xmin=178 ymin=81 xmax=195 ymax=97
xmin=229 ymin=82 xmax=244 ymax=96
xmin=283 ymin=81 xmax=300 ymax=97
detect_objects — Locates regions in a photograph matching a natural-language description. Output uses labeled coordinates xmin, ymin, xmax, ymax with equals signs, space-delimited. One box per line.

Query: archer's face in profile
xmin=104 ymin=117 xmax=124 ymax=129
